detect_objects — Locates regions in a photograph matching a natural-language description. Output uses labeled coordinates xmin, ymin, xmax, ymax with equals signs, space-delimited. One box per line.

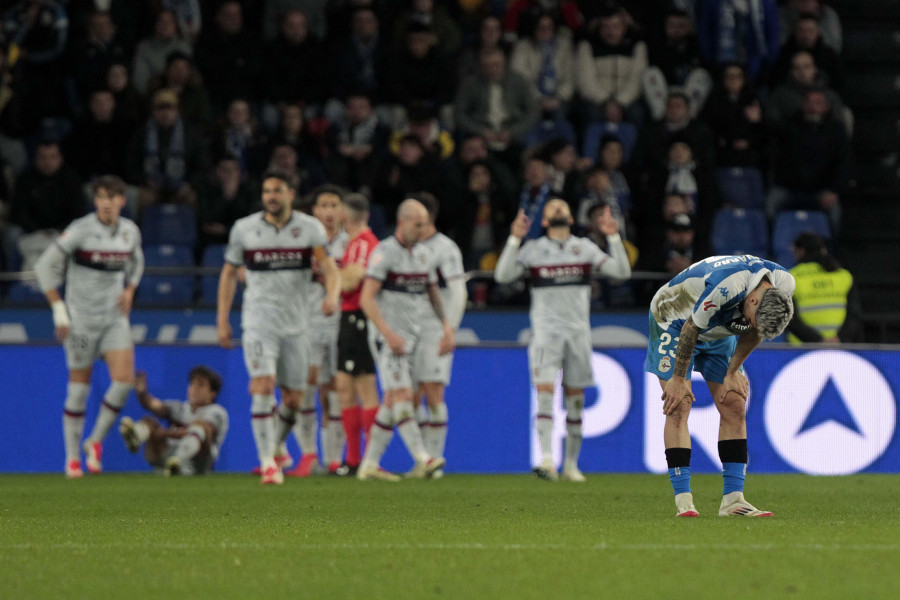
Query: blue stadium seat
xmin=199 ymin=244 xmax=242 ymax=305
xmin=772 ymin=210 xmax=832 ymax=269
xmin=521 ymin=118 xmax=577 ymax=148
xmin=581 ymin=121 xmax=637 ymax=163
xmin=139 ymin=244 xmax=195 ymax=305
xmin=716 ymin=167 xmax=765 ymax=210
xmin=5 ymin=282 xmax=46 ymax=304
xmin=140 ymin=204 xmax=197 ymax=248
xmin=710 ymin=208 xmax=769 ymax=258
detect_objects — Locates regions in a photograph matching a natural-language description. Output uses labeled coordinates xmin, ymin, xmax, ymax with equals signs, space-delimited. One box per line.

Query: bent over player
xmin=217 ymin=171 xmax=340 ymax=484
xmin=34 ymin=175 xmax=144 ymax=478
xmin=646 ymin=254 xmax=794 ymax=517
xmin=357 ymin=199 xmax=453 ymax=481
xmin=494 ymin=199 xmax=631 ymax=481
xmin=119 ymin=367 xmax=229 ymax=476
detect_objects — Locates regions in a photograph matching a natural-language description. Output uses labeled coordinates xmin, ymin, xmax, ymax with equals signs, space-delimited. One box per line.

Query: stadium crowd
xmin=0 ymin=0 xmax=852 ymax=308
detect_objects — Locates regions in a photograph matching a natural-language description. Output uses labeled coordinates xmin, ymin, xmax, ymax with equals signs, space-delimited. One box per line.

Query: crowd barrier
xmin=1 ymin=344 xmax=897 ymax=474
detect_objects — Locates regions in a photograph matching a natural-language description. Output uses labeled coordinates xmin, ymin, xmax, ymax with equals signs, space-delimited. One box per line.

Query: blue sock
xmin=722 ymin=462 xmax=746 ymax=495
xmin=668 ymin=466 xmax=692 ymax=495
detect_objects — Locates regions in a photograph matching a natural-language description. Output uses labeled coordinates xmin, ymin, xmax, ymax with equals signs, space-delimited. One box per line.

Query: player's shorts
xmin=242 ymin=328 xmax=309 ymax=391
xmin=369 ymin=327 xmax=417 ymax=392
xmin=309 ymin=324 xmax=339 ymax=383
xmin=337 ymin=310 xmax=376 ymax=376
xmin=412 ymin=326 xmax=453 ymax=386
xmin=146 ymin=441 xmax=217 ymax=474
xmin=528 ymin=328 xmax=594 ymax=389
xmin=64 ymin=315 xmax=133 ymax=370
xmin=643 ymin=312 xmax=739 ymax=384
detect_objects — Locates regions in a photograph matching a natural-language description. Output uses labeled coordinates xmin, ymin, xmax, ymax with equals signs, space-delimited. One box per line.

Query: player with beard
xmin=217 ymin=171 xmax=340 ymax=484
xmin=494 ymin=198 xmax=631 ymax=481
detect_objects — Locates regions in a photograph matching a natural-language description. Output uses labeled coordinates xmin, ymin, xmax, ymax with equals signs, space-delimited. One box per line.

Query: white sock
xmin=134 ymin=421 xmax=150 ymax=444
xmin=87 ymin=381 xmax=132 ymax=443
xmin=63 ymin=382 xmax=90 ymax=461
xmin=415 ymin=401 xmax=429 ymax=427
xmin=394 ymin=400 xmax=429 ymax=463
xmin=564 ymin=393 xmax=585 ymax=469
xmin=251 ymin=394 xmax=277 ymax=463
xmin=296 ymin=407 xmax=318 ymax=456
xmin=361 ymin=404 xmax=393 ymax=467
xmin=174 ymin=425 xmax=205 ymax=472
xmin=324 ymin=391 xmax=344 ymax=465
xmin=426 ymin=402 xmax=448 ymax=459
xmin=536 ymin=391 xmax=554 ymax=463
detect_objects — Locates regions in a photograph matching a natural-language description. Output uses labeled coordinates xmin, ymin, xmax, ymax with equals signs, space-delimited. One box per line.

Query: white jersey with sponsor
xmin=161 ymin=401 xmax=229 ymax=456
xmin=515 ymin=235 xmax=614 ymax=333
xmin=419 ymin=232 xmax=465 ymax=335
xmin=224 ymin=211 xmax=328 ymax=335
xmin=365 ymin=236 xmax=438 ymax=339
xmin=650 ymin=255 xmax=796 ymax=342
xmin=309 ymin=228 xmax=349 ymax=333
xmin=55 ymin=214 xmax=144 ymax=324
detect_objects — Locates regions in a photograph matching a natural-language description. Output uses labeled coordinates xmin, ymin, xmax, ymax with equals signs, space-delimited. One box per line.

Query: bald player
xmin=217 ymin=170 xmax=340 ymax=484
xmin=495 ymin=198 xmax=631 ymax=481
xmin=357 ymin=199 xmax=453 ymax=481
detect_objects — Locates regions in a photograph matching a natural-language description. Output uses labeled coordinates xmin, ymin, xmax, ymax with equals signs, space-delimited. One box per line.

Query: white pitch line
xmin=0 ymin=542 xmax=898 ymax=552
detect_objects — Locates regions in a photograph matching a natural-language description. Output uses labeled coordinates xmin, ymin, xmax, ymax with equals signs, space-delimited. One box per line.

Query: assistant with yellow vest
xmin=786 ymin=233 xmax=860 ymax=344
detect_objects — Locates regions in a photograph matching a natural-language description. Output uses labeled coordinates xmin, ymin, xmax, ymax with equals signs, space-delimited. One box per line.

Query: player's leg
xmin=167 ymin=420 xmax=216 ymax=476
xmin=271 ymin=333 xmax=310 ymax=474
xmin=244 ymin=332 xmax=281 ymax=482
xmin=336 ymin=371 xmax=362 ymax=472
xmin=140 ymin=417 xmax=168 ymax=467
xmin=288 ymin=356 xmax=322 ymax=476
xmin=421 ymin=382 xmax=447 ymax=467
xmin=645 ymin=315 xmax=698 ymax=515
xmin=61 ymin=324 xmax=100 ymax=477
xmin=529 ymin=334 xmax=564 ymax=480
xmin=320 ymin=380 xmax=345 ymax=473
xmin=559 ymin=334 xmax=594 ymax=482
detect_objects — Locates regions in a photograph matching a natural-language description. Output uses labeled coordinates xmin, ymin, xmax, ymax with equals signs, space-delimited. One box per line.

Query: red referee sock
xmin=361 ymin=406 xmax=378 ymax=439
xmin=342 ymin=406 xmax=362 ymax=467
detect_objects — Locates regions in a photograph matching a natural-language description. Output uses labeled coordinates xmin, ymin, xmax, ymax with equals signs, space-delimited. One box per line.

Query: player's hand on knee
xmin=438 ymin=331 xmax=455 ymax=355
xmin=322 ymin=297 xmax=338 ymax=316
xmin=386 ymin=331 xmax=407 ymax=355
xmin=662 ymin=378 xmax=693 ymax=416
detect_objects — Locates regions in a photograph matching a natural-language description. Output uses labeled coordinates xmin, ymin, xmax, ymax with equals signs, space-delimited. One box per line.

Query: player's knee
xmin=536 ymin=383 xmax=554 ymax=394
xmin=281 ymin=390 xmax=304 ymax=411
xmin=424 ymin=383 xmax=444 ymax=407
xmin=668 ymin=399 xmax=692 ymax=424
xmin=249 ymin=377 xmax=275 ymax=395
xmin=718 ymin=390 xmax=747 ymax=423
xmin=105 ymin=380 xmax=133 ymax=409
xmin=64 ymin=382 xmax=90 ymax=413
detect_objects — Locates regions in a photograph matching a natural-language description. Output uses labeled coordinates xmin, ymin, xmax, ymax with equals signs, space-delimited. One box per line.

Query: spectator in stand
xmin=697 ymin=0 xmax=780 ymax=82
xmin=389 ymin=102 xmax=454 ymax=161
xmin=106 ymin=61 xmax=143 ymax=129
xmin=7 ymin=140 xmax=84 ymax=272
xmin=574 ymin=8 xmax=648 ymax=125
xmin=779 ymin=0 xmax=842 ymax=53
xmin=766 ymin=50 xmax=846 ymax=128
xmin=517 ymin=154 xmax=553 ymax=240
xmin=327 ymin=7 xmax=389 ymax=123
xmin=262 ymin=10 xmax=323 ymax=132
xmin=455 ymin=159 xmax=518 ymax=270
xmin=703 ymin=63 xmax=764 ymax=170
xmin=504 ymin=0 xmax=584 ymax=40
xmin=132 ymin=9 xmax=192 ymax=96
xmin=210 ymin=99 xmax=268 ymax=177
xmin=509 ymin=12 xmax=575 ymax=124
xmin=64 ymin=89 xmax=131 ymax=181
xmin=634 ymin=90 xmax=716 ymax=177
xmin=643 ymin=8 xmax=712 ymax=121
xmin=324 ymin=92 xmax=391 ymax=196
xmin=393 ymin=0 xmax=461 ymax=58
xmin=583 ymin=199 xmax=637 ymax=308
xmin=653 ymin=212 xmax=697 ymax=276
xmin=773 ymin=13 xmax=842 ymax=91
xmin=767 ymin=88 xmax=850 ymax=236
xmin=194 ymin=1 xmax=262 ymax=113
xmin=125 ymin=88 xmax=210 ymax=208
xmin=266 ymin=142 xmax=324 ymax=196
xmin=575 ymin=167 xmax=620 ymax=232
xmin=458 ymin=15 xmax=509 ymax=84
xmin=2 ymin=0 xmax=72 ymax=133
xmin=263 ymin=0 xmax=328 ymax=40
xmin=194 ymin=154 xmax=256 ymax=251
xmin=268 ymin=103 xmax=325 ymax=177
xmin=374 ymin=133 xmax=440 ymax=222
xmin=388 ymin=21 xmax=456 ymax=123
xmin=147 ymin=51 xmax=211 ymax=130
xmin=454 ymin=47 xmax=540 ymax=163
xmin=71 ymin=9 xmax=128 ymax=101
xmin=542 ymin=137 xmax=585 ymax=208
xmin=163 ymin=0 xmax=203 ymax=42
xmin=597 ymin=135 xmax=632 ymax=213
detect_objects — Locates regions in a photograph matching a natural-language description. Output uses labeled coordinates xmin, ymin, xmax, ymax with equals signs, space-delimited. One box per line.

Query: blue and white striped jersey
xmin=650 ymin=255 xmax=796 ymax=342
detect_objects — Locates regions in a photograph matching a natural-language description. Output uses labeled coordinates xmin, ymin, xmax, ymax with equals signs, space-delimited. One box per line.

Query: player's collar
xmin=261 ymin=211 xmax=294 ymax=231
xmin=93 ymin=213 xmax=120 ymax=236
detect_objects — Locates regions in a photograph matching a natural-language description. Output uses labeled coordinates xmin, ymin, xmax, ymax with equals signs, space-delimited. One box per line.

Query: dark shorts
xmin=337 ymin=310 xmax=376 ymax=376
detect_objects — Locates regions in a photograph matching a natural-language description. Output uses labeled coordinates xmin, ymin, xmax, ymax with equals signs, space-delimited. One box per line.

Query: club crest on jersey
xmin=659 ymin=356 xmax=672 ymax=373
xmin=291 ymin=227 xmax=301 ymax=238
xmin=571 ymin=245 xmax=581 ymax=255
xmin=703 ymin=300 xmax=717 ymax=311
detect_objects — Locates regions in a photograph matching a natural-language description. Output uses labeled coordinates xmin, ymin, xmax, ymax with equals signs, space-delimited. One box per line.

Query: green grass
xmin=1 ymin=474 xmax=898 ymax=600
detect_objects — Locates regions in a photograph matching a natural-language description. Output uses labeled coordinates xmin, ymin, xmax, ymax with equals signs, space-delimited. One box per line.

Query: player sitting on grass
xmin=119 ymin=367 xmax=229 ymax=476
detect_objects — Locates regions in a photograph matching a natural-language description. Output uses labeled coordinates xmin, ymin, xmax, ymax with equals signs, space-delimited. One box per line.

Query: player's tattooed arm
xmin=672 ymin=318 xmax=700 ymax=378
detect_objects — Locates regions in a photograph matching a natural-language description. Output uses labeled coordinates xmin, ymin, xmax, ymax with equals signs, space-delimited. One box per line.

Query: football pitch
xmin=1 ymin=474 xmax=897 ymax=600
